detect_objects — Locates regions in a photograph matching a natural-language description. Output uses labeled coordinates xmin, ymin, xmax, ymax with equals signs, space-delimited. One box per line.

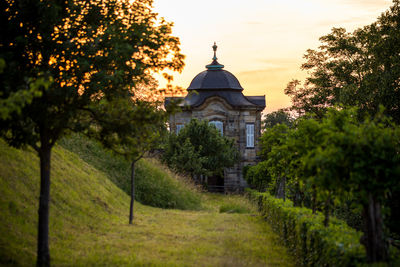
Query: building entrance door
xmin=207 ymin=174 xmax=224 ymax=193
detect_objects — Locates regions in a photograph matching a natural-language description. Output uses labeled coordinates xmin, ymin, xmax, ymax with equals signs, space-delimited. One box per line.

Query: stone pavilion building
xmin=165 ymin=43 xmax=265 ymax=191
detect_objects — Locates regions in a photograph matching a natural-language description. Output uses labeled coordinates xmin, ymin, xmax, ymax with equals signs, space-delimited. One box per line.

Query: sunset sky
xmin=153 ymin=0 xmax=393 ymax=113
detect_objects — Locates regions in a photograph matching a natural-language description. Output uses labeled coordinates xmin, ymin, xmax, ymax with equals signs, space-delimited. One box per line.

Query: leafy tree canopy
xmin=162 ymin=119 xmax=239 ymax=178
xmin=0 ymin=0 xmax=184 ymax=149
xmin=263 ymin=109 xmax=293 ymax=129
xmin=285 ymin=1 xmax=400 ymax=122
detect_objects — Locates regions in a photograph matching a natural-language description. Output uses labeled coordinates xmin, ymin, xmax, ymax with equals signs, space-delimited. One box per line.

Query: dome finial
xmin=212 ymin=42 xmax=218 ymax=61
xmin=206 ymin=42 xmax=224 ymax=70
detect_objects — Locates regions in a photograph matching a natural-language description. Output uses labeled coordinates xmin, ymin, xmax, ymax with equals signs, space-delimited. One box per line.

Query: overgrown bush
xmin=247 ymin=189 xmax=367 ymax=266
xmin=162 ymin=119 xmax=239 ymax=178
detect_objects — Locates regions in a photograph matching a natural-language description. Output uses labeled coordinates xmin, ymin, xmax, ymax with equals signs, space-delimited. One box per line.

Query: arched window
xmin=209 ymin=120 xmax=223 ymax=135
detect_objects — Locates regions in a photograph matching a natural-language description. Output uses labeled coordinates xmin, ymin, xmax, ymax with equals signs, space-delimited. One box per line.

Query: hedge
xmin=247 ymin=189 xmax=366 ymax=266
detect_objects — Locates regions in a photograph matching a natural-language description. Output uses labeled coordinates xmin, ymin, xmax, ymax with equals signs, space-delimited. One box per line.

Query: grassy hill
xmin=0 ymin=139 xmax=128 ymax=265
xmin=0 ymin=138 xmax=294 ymax=266
xmin=59 ymin=134 xmax=202 ymax=210
xmin=0 ymin=137 xmax=200 ymax=265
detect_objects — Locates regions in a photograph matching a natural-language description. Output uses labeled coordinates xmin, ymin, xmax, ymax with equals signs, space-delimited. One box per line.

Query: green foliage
xmin=0 ymin=0 xmax=185 ymax=150
xmin=259 ymin=123 xmax=290 ymax=160
xmin=250 ymin=107 xmax=400 ymax=262
xmin=255 ymin=123 xmax=300 ymax=200
xmin=244 ymin=161 xmax=270 ymax=192
xmin=285 ymin=1 xmax=400 ymax=122
xmin=263 ymin=109 xmax=293 ymax=130
xmin=89 ymin=99 xmax=168 ymax=162
xmin=305 ymin=108 xmax=400 ymax=206
xmin=333 ymin=199 xmax=363 ymax=231
xmin=247 ymin=189 xmax=366 ymax=266
xmin=255 ymin=108 xmax=400 ymax=211
xmin=59 ymin=134 xmax=201 ymax=210
xmin=0 ymin=73 xmax=51 ymax=120
xmin=164 ymin=134 xmax=207 ymax=176
xmin=162 ymin=119 xmax=239 ymax=177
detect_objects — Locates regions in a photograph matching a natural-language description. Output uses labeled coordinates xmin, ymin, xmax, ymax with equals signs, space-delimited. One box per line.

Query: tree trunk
xmin=282 ymin=176 xmax=286 ymax=201
xmin=361 ymin=193 xmax=388 ymax=263
xmin=293 ymin=182 xmax=302 ymax=207
xmin=276 ymin=176 xmax=286 ymax=201
xmin=37 ymin=144 xmax=52 ymax=267
xmin=312 ymin=184 xmax=317 ymax=215
xmin=323 ymin=192 xmax=331 ymax=227
xmin=129 ymin=161 xmax=135 ymax=224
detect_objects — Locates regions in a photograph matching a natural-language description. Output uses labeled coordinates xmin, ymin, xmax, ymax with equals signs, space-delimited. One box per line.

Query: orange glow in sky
xmin=153 ymin=0 xmax=392 ymax=113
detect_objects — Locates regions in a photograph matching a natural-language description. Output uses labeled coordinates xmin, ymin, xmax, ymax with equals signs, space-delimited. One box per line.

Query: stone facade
xmin=166 ymin=44 xmax=265 ymax=191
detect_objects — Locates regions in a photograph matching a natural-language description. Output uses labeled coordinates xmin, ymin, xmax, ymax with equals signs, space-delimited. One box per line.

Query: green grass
xmin=219 ymin=203 xmax=251 ymax=214
xmin=0 ymin=139 xmax=294 ymax=266
xmin=59 ymin=134 xmax=201 ymax=210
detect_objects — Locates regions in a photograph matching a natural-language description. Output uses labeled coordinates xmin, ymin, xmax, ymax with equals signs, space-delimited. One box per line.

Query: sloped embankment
xmin=0 ymin=139 xmax=134 ymax=265
xmin=0 ymin=137 xmax=199 ymax=265
xmin=0 ymin=139 xmax=294 ymax=266
xmin=59 ymin=134 xmax=201 ymax=210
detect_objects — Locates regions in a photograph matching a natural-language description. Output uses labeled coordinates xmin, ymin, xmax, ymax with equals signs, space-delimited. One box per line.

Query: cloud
xmin=337 ymin=0 xmax=392 ymax=9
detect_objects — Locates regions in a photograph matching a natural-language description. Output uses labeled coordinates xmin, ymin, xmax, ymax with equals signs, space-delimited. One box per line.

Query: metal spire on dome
xmin=212 ymin=42 xmax=218 ymax=61
xmin=206 ymin=42 xmax=224 ymax=70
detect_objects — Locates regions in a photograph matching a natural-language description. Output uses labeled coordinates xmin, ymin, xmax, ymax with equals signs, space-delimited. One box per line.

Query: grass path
xmin=63 ymin=194 xmax=294 ymax=266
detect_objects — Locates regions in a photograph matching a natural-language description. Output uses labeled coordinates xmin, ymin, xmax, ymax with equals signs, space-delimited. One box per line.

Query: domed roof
xmin=187 ymin=69 xmax=243 ymax=91
xmin=165 ymin=43 xmax=265 ymax=110
xmin=187 ymin=42 xmax=243 ymax=91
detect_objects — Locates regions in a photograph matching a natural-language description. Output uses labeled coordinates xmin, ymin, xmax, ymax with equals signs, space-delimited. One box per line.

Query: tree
xmin=250 ymin=106 xmax=400 ymax=262
xmin=285 ymin=1 xmax=400 ymax=122
xmin=258 ymin=124 xmax=290 ymax=199
xmin=89 ymin=98 xmax=167 ymax=224
xmin=0 ymin=0 xmax=184 ymax=265
xmin=243 ymin=161 xmax=270 ymax=192
xmin=248 ymin=122 xmax=299 ymax=202
xmin=162 ymin=119 xmax=239 ymax=180
xmin=262 ymin=109 xmax=293 ymax=130
xmin=305 ymin=108 xmax=400 ymax=262
xmin=294 ymin=116 xmax=342 ymax=222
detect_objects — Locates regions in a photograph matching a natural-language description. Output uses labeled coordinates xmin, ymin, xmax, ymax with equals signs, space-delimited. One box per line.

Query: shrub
xmin=162 ymin=119 xmax=239 ymax=178
xmin=247 ymin=189 xmax=366 ymax=266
